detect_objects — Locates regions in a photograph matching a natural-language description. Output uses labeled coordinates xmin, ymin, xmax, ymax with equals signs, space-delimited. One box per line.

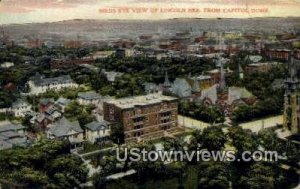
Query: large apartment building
xmin=103 ymin=93 xmax=178 ymax=142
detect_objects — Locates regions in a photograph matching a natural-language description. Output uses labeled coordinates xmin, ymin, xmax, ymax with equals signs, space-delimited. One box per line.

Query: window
xmin=134 ymin=125 xmax=143 ymax=130
xmin=161 ymin=125 xmax=170 ymax=130
xmin=134 ymin=131 xmax=144 ymax=137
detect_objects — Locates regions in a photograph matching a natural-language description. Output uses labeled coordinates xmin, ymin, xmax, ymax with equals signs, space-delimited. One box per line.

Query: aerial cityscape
xmin=0 ymin=3 xmax=300 ymax=188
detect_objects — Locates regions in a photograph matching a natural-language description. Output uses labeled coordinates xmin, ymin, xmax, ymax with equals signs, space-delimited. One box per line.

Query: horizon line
xmin=1 ymin=16 xmax=300 ymax=26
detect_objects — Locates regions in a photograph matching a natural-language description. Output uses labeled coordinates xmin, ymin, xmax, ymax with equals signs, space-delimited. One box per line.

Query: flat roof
xmin=105 ymin=93 xmax=178 ymax=109
xmin=248 ymin=62 xmax=283 ymax=67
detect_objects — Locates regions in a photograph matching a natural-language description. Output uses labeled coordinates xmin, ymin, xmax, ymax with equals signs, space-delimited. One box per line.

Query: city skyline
xmin=1 ymin=0 xmax=300 ymax=24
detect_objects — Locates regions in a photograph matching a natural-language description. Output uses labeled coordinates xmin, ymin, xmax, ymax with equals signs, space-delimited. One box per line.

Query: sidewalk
xmin=239 ymin=115 xmax=283 ymax=133
xmin=178 ymin=115 xmax=210 ymax=130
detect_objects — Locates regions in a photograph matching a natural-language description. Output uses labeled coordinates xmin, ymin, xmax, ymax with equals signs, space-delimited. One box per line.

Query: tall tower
xmin=162 ymin=72 xmax=172 ymax=94
xmin=163 ymin=72 xmax=171 ymax=87
xmin=238 ymin=63 xmax=244 ymax=79
xmin=192 ymin=77 xmax=201 ymax=93
xmin=218 ymin=33 xmax=226 ymax=92
xmin=219 ymin=60 xmax=226 ymax=92
xmin=284 ymin=53 xmax=300 ymax=135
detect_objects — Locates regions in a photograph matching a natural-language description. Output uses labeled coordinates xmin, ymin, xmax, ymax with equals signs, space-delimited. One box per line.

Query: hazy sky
xmin=0 ymin=0 xmax=300 ymax=24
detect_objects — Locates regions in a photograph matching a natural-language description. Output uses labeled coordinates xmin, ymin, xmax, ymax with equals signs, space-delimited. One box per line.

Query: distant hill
xmin=2 ymin=17 xmax=300 ymax=41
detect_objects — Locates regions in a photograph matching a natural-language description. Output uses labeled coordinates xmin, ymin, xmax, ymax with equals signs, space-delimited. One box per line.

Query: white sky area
xmin=0 ymin=0 xmax=300 ymax=24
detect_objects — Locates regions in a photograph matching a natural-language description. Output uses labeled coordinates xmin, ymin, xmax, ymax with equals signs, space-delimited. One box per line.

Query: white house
xmin=77 ymin=91 xmax=112 ymax=113
xmin=27 ymin=73 xmax=78 ymax=95
xmin=84 ymin=120 xmax=111 ymax=143
xmin=101 ymin=69 xmax=124 ymax=82
xmin=77 ymin=91 xmax=102 ymax=106
xmin=55 ymin=97 xmax=71 ymax=113
xmin=0 ymin=62 xmax=14 ymax=68
xmin=11 ymin=99 xmax=32 ymax=117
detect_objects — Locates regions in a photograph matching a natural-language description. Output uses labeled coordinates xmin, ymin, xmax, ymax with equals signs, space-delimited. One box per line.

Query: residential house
xmin=0 ymin=62 xmax=14 ymax=69
xmin=55 ymin=97 xmax=71 ymax=113
xmin=11 ymin=99 xmax=32 ymax=117
xmin=101 ymin=69 xmax=124 ymax=82
xmin=27 ymin=73 xmax=78 ymax=95
xmin=84 ymin=120 xmax=111 ymax=143
xmin=35 ymin=105 xmax=62 ymax=130
xmin=77 ymin=91 xmax=102 ymax=106
xmin=39 ymin=98 xmax=55 ymax=112
xmin=0 ymin=121 xmax=27 ymax=150
xmin=47 ymin=117 xmax=84 ymax=145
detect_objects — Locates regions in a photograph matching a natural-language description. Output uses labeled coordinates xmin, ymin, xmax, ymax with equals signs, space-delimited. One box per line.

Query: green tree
xmin=198 ymin=161 xmax=230 ymax=189
xmin=239 ymin=163 xmax=275 ymax=189
xmin=46 ymin=155 xmax=88 ymax=188
xmin=199 ymin=127 xmax=227 ymax=151
xmin=110 ymin=122 xmax=125 ymax=144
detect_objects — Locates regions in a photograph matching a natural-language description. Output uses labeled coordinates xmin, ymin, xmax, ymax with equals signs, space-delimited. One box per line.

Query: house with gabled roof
xmin=27 ymin=73 xmax=78 ymax=95
xmin=77 ymin=91 xmax=102 ymax=106
xmin=0 ymin=121 xmax=27 ymax=150
xmin=11 ymin=99 xmax=32 ymax=117
xmin=84 ymin=120 xmax=111 ymax=143
xmin=55 ymin=97 xmax=71 ymax=113
xmin=47 ymin=117 xmax=84 ymax=145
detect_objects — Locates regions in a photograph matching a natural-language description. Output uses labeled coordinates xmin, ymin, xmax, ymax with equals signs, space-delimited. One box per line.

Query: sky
xmin=0 ymin=0 xmax=300 ymax=24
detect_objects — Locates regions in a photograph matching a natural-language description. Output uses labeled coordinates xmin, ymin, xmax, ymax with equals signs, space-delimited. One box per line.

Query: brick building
xmin=263 ymin=49 xmax=291 ymax=61
xmin=103 ymin=93 xmax=178 ymax=143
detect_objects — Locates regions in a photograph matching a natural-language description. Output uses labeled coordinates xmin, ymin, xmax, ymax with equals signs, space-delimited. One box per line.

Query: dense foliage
xmin=227 ymin=53 xmax=286 ymax=123
xmin=179 ymin=101 xmax=225 ymax=123
xmin=0 ymin=140 xmax=88 ymax=188
xmin=95 ymin=126 xmax=300 ymax=189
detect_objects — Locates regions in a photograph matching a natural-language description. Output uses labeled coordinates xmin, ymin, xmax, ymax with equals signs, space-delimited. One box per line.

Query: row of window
xmin=126 ymin=104 xmax=176 ymax=116
xmin=133 ymin=131 xmax=143 ymax=137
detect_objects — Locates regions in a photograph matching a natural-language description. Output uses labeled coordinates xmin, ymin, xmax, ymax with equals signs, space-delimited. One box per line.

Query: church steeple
xmin=218 ymin=32 xmax=226 ymax=92
xmin=238 ymin=63 xmax=244 ymax=79
xmin=192 ymin=77 xmax=201 ymax=93
xmin=219 ymin=61 xmax=226 ymax=92
xmin=163 ymin=72 xmax=171 ymax=87
xmin=283 ymin=51 xmax=300 ymax=135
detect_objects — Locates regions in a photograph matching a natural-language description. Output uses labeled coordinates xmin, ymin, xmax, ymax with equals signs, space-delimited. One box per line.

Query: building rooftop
xmin=31 ymin=74 xmax=75 ymax=87
xmin=105 ymin=93 xmax=177 ymax=109
xmin=227 ymin=87 xmax=254 ymax=105
xmin=12 ymin=99 xmax=30 ymax=109
xmin=193 ymin=75 xmax=212 ymax=80
xmin=200 ymin=84 xmax=218 ymax=104
xmin=171 ymin=78 xmax=192 ymax=98
xmin=206 ymin=68 xmax=233 ymax=74
xmin=0 ymin=131 xmax=20 ymax=138
xmin=48 ymin=117 xmax=83 ymax=137
xmin=0 ymin=121 xmax=25 ymax=133
xmin=0 ymin=140 xmax=13 ymax=150
xmin=78 ymin=91 xmax=102 ymax=100
xmin=247 ymin=62 xmax=283 ymax=67
xmin=39 ymin=98 xmax=55 ymax=106
xmin=101 ymin=69 xmax=124 ymax=82
xmin=84 ymin=120 xmax=110 ymax=131
xmin=55 ymin=97 xmax=71 ymax=106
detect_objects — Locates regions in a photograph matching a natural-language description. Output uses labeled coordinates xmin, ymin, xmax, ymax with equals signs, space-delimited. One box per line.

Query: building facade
xmin=103 ymin=93 xmax=178 ymax=143
xmin=27 ymin=74 xmax=78 ymax=95
xmin=283 ymin=55 xmax=300 ymax=135
xmin=84 ymin=120 xmax=111 ymax=143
